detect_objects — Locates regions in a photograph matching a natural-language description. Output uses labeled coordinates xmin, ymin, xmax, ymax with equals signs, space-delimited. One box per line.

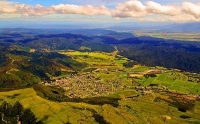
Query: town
xmin=49 ymin=68 xmax=126 ymax=98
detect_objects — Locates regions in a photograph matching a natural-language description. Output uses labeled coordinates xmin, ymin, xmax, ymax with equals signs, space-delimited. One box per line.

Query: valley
xmin=0 ymin=29 xmax=200 ymax=124
xmin=52 ymin=50 xmax=200 ymax=97
xmin=27 ymin=50 xmax=200 ymax=123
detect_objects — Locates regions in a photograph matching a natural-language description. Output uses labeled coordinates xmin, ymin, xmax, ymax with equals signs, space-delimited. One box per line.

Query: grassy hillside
xmin=0 ymin=88 xmax=199 ymax=124
xmin=0 ymin=47 xmax=86 ymax=89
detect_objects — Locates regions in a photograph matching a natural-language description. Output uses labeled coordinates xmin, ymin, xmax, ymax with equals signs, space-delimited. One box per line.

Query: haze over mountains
xmin=108 ymin=22 xmax=200 ymax=32
xmin=1 ymin=21 xmax=200 ymax=33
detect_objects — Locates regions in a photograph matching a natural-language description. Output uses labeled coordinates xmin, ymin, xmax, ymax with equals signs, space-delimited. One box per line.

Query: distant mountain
xmin=64 ymin=29 xmax=135 ymax=39
xmin=108 ymin=21 xmax=171 ymax=31
xmin=161 ymin=22 xmax=200 ymax=32
xmin=0 ymin=28 xmax=135 ymax=40
xmin=66 ymin=29 xmax=116 ymax=36
xmin=109 ymin=22 xmax=200 ymax=32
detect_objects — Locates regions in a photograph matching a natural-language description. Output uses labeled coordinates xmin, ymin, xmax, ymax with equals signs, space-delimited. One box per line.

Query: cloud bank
xmin=0 ymin=0 xmax=200 ymax=21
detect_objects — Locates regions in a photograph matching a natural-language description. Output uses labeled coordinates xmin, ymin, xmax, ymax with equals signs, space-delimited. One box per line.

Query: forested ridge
xmin=1 ymin=32 xmax=200 ymax=73
xmin=0 ymin=30 xmax=200 ymax=89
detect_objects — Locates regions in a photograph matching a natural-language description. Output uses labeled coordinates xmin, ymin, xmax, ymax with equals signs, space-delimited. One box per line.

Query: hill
xmin=0 ymin=86 xmax=199 ymax=124
xmin=162 ymin=22 xmax=200 ymax=32
xmin=116 ymin=37 xmax=200 ymax=73
xmin=0 ymin=46 xmax=86 ymax=89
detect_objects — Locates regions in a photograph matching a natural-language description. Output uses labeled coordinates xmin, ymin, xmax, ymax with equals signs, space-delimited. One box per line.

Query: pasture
xmin=135 ymin=71 xmax=200 ymax=95
xmin=60 ymin=50 xmax=128 ymax=70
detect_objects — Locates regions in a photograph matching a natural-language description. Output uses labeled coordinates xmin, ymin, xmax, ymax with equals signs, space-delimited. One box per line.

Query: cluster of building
xmin=45 ymin=67 xmax=200 ymax=99
xmin=50 ymin=71 xmax=125 ymax=98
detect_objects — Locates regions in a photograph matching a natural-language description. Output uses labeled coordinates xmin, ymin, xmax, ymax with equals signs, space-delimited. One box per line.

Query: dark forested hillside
xmin=116 ymin=37 xmax=200 ymax=73
xmin=2 ymin=33 xmax=115 ymax=52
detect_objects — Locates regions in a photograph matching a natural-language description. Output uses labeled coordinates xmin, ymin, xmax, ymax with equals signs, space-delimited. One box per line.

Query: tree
xmin=11 ymin=101 xmax=24 ymax=117
xmin=19 ymin=109 xmax=38 ymax=124
xmin=0 ymin=101 xmax=12 ymax=116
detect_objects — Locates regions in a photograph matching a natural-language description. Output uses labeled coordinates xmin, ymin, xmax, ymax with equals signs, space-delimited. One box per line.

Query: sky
xmin=0 ymin=0 xmax=200 ymax=28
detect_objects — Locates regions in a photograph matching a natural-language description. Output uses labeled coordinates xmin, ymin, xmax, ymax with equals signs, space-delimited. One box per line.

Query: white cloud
xmin=111 ymin=0 xmax=200 ymax=21
xmin=146 ymin=1 xmax=180 ymax=16
xmin=182 ymin=2 xmax=200 ymax=18
xmin=111 ymin=0 xmax=146 ymax=17
xmin=0 ymin=1 xmax=16 ymax=14
xmin=51 ymin=4 xmax=110 ymax=16
xmin=0 ymin=0 xmax=200 ymax=22
xmin=14 ymin=4 xmax=54 ymax=16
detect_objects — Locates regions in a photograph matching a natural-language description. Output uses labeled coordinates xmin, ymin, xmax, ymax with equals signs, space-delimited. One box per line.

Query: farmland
xmin=134 ymin=32 xmax=200 ymax=41
xmin=133 ymin=71 xmax=200 ymax=95
xmin=36 ymin=49 xmax=200 ymax=108
xmin=57 ymin=50 xmax=200 ymax=95
xmin=59 ymin=50 xmax=128 ymax=69
xmin=1 ymin=50 xmax=200 ymax=124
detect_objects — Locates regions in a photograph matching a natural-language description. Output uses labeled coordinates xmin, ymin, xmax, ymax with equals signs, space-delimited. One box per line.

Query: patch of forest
xmin=117 ymin=43 xmax=200 ymax=73
xmin=0 ymin=101 xmax=41 ymax=124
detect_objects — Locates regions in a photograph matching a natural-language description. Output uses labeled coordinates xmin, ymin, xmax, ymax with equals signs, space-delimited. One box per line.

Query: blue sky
xmin=8 ymin=0 xmax=200 ymax=6
xmin=0 ymin=0 xmax=200 ymax=28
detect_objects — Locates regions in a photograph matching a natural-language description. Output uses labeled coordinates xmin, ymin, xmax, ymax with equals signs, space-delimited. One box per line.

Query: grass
xmin=98 ymin=73 xmax=116 ymax=80
xmin=143 ymin=77 xmax=157 ymax=85
xmin=64 ymin=51 xmax=114 ymax=60
xmin=17 ymin=46 xmax=31 ymax=52
xmin=157 ymin=73 xmax=169 ymax=81
xmin=132 ymin=65 xmax=150 ymax=72
xmin=60 ymin=51 xmax=128 ymax=70
xmin=102 ymin=104 xmax=133 ymax=124
xmin=135 ymin=72 xmax=200 ymax=95
xmin=0 ymin=87 xmax=199 ymax=124
xmin=108 ymin=90 xmax=137 ymax=98
xmin=0 ymin=88 xmax=100 ymax=123
xmin=119 ymin=94 xmax=200 ymax=124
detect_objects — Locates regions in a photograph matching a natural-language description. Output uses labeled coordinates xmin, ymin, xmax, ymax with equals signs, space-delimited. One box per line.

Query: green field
xmin=135 ymin=72 xmax=200 ymax=95
xmin=60 ymin=51 xmax=128 ymax=70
